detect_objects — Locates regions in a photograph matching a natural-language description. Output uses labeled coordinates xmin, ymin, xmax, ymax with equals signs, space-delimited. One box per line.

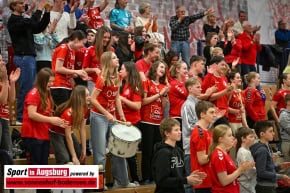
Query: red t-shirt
xmin=272 ymin=89 xmax=290 ymax=116
xmin=136 ymin=58 xmax=152 ymax=77
xmin=141 ymin=79 xmax=166 ymax=124
xmin=202 ymin=73 xmax=229 ymax=116
xmin=243 ymin=87 xmax=266 ymax=122
xmin=225 ymin=39 xmax=242 ymax=64
xmin=50 ymin=107 xmax=89 ymax=135
xmin=91 ymin=76 xmax=119 ymax=114
xmin=228 ymin=91 xmax=244 ymax=123
xmin=118 ymin=84 xmax=142 ymax=125
xmin=168 ymin=78 xmax=188 ymax=118
xmin=82 ymin=46 xmax=115 ymax=82
xmin=21 ymin=88 xmax=52 ymax=140
xmin=51 ymin=44 xmax=76 ymax=89
xmin=84 ymin=7 xmax=104 ymax=29
xmin=75 ymin=47 xmax=87 ymax=70
xmin=190 ymin=125 xmax=212 ymax=189
xmin=210 ymin=148 xmax=240 ymax=193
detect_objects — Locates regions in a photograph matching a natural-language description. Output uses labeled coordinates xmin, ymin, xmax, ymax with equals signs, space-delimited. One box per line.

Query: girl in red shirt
xmin=243 ymin=72 xmax=266 ymax=128
xmin=50 ymin=85 xmax=89 ymax=165
xmin=21 ymin=68 xmax=65 ymax=165
xmin=83 ymin=26 xmax=114 ymax=94
xmin=90 ymin=51 xmax=135 ymax=188
xmin=51 ymin=30 xmax=88 ymax=106
xmin=140 ymin=60 xmax=169 ymax=184
xmin=119 ymin=61 xmax=144 ymax=184
xmin=270 ymin=73 xmax=290 ymax=122
xmin=227 ymin=71 xmax=248 ymax=133
xmin=0 ymin=55 xmax=20 ymax=158
xmin=209 ymin=124 xmax=255 ymax=193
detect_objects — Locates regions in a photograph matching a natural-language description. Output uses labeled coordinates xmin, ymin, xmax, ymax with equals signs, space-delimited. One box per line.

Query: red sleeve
xmin=169 ymin=80 xmax=188 ymax=99
xmin=142 ymin=80 xmax=149 ymax=93
xmin=26 ymin=89 xmax=40 ymax=106
xmin=136 ymin=60 xmax=144 ymax=72
xmin=56 ymin=44 xmax=68 ymax=61
xmin=132 ymin=92 xmax=142 ymax=102
xmin=211 ymin=149 xmax=227 ymax=173
xmin=95 ymin=76 xmax=104 ymax=91
xmin=256 ymin=43 xmax=262 ymax=52
xmin=201 ymin=74 xmax=214 ymax=93
xmin=82 ymin=46 xmax=93 ymax=68
xmin=272 ymin=91 xmax=281 ymax=102
xmin=60 ymin=109 xmax=72 ymax=126
xmin=191 ymin=128 xmax=208 ymax=152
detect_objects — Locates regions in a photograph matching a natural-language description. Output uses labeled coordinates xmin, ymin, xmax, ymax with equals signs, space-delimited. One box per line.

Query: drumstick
xmin=115 ymin=119 xmax=132 ymax=127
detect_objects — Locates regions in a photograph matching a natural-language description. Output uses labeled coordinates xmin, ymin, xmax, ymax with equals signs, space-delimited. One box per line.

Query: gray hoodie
xmin=279 ymin=108 xmax=290 ymax=142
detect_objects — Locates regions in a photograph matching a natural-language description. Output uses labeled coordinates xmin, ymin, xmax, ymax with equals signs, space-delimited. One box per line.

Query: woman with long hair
xmin=270 ymin=73 xmax=290 ymax=123
xmin=50 ymin=30 xmax=88 ymax=106
xmin=115 ymin=32 xmax=134 ymax=69
xmin=119 ymin=61 xmax=144 ymax=184
xmin=209 ymin=124 xmax=255 ymax=193
xmin=140 ymin=60 xmax=169 ymax=184
xmin=243 ymin=72 xmax=266 ymax=128
xmin=90 ymin=51 xmax=135 ymax=188
xmin=21 ymin=68 xmax=65 ymax=165
xmin=227 ymin=71 xmax=248 ymax=132
xmin=83 ymin=26 xmax=114 ymax=93
xmin=50 ymin=85 xmax=89 ymax=165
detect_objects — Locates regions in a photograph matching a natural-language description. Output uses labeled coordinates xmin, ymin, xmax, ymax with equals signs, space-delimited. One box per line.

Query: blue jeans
xmin=184 ymin=154 xmax=195 ymax=193
xmin=13 ymin=55 xmax=36 ymax=122
xmin=0 ymin=118 xmax=13 ymax=158
xmin=90 ymin=112 xmax=130 ymax=185
xmin=171 ymin=40 xmax=190 ymax=67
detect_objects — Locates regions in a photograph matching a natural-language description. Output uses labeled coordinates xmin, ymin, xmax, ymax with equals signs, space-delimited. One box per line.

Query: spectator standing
xmin=275 ymin=19 xmax=290 ymax=49
xmin=203 ymin=13 xmax=220 ymax=37
xmin=8 ymin=0 xmax=51 ymax=122
xmin=237 ymin=21 xmax=262 ymax=77
xmin=169 ymin=5 xmax=214 ymax=66
xmin=110 ymin=0 xmax=133 ymax=33
xmin=82 ymin=0 xmax=109 ymax=29
xmin=279 ymin=94 xmax=290 ymax=162
xmin=135 ymin=2 xmax=157 ymax=33
xmin=50 ymin=0 xmax=77 ymax=41
xmin=232 ymin=11 xmax=247 ymax=36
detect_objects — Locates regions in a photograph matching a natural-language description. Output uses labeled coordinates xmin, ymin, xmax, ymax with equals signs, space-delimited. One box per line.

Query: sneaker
xmin=113 ymin=181 xmax=136 ymax=188
xmin=104 ymin=185 xmax=108 ymax=190
xmin=133 ymin=181 xmax=140 ymax=186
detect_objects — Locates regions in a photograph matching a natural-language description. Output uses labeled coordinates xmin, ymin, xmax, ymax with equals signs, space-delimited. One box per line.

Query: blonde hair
xmin=244 ymin=71 xmax=258 ymax=85
xmin=100 ymin=51 xmax=120 ymax=87
xmin=170 ymin=60 xmax=186 ymax=78
xmin=208 ymin=124 xmax=231 ymax=159
xmin=211 ymin=47 xmax=223 ymax=57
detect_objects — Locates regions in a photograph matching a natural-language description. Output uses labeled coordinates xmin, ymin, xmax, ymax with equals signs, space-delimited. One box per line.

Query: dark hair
xmin=118 ymin=32 xmax=132 ymax=56
xmin=205 ymin=32 xmax=218 ymax=46
xmin=278 ymin=73 xmax=290 ymax=89
xmin=235 ymin=127 xmax=255 ymax=153
xmin=190 ymin=55 xmax=205 ymax=65
xmin=227 ymin=71 xmax=239 ymax=83
xmin=121 ymin=61 xmax=144 ymax=96
xmin=160 ymin=118 xmax=180 ymax=140
xmin=34 ymin=68 xmax=54 ymax=111
xmin=195 ymin=101 xmax=215 ymax=119
xmin=254 ymin=121 xmax=274 ymax=138
xmin=56 ymin=30 xmax=86 ymax=47
xmin=164 ymin=50 xmax=179 ymax=69
xmin=134 ymin=26 xmax=145 ymax=37
xmin=210 ymin=56 xmax=226 ymax=65
xmin=148 ymin=60 xmax=167 ymax=84
xmin=144 ymin=43 xmax=158 ymax=56
xmin=284 ymin=94 xmax=290 ymax=106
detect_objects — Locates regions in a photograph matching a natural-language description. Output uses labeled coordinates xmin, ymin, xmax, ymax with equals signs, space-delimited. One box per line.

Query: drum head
xmin=111 ymin=124 xmax=141 ymax=142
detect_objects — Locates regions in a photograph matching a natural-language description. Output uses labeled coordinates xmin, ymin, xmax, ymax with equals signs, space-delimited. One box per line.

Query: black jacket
xmin=8 ymin=10 xmax=50 ymax=56
xmin=152 ymin=142 xmax=187 ymax=193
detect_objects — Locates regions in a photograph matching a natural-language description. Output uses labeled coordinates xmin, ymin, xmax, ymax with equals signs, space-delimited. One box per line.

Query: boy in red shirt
xmin=190 ymin=101 xmax=216 ymax=193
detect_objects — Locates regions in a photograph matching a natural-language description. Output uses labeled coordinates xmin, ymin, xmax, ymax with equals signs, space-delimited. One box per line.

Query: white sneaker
xmin=133 ymin=181 xmax=140 ymax=186
xmin=113 ymin=181 xmax=136 ymax=188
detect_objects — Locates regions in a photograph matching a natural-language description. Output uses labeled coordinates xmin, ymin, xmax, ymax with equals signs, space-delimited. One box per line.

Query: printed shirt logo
xmin=171 ymin=156 xmax=184 ymax=168
xmin=218 ymin=150 xmax=224 ymax=160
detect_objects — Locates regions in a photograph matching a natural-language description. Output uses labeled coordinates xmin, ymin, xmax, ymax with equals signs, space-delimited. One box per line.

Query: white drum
xmin=108 ymin=124 xmax=141 ymax=158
